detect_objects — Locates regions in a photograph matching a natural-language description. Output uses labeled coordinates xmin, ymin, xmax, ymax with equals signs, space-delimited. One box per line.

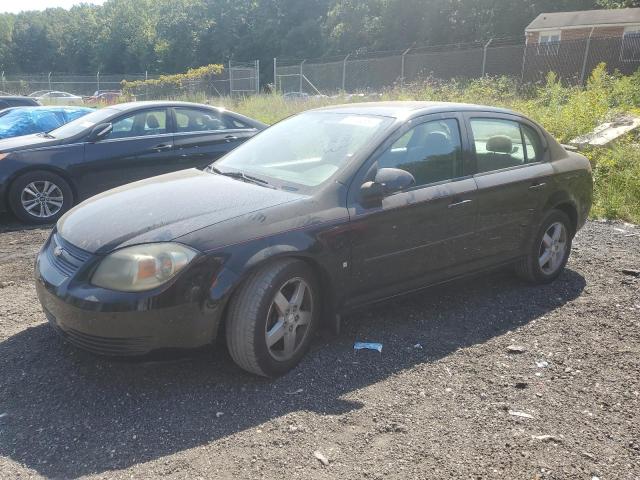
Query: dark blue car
xmin=0 ymin=106 xmax=93 ymax=140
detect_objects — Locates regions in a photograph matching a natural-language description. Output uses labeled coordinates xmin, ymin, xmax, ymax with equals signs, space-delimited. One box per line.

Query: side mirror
xmin=87 ymin=123 xmax=112 ymax=142
xmin=360 ymin=168 xmax=416 ymax=205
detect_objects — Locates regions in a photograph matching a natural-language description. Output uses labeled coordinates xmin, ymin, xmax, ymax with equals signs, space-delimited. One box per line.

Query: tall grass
xmin=189 ymin=64 xmax=640 ymax=223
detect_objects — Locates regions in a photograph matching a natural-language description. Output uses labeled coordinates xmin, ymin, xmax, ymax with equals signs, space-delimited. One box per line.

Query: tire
xmin=515 ymin=209 xmax=573 ymax=284
xmin=8 ymin=171 xmax=74 ymax=224
xmin=225 ymin=259 xmax=320 ymax=377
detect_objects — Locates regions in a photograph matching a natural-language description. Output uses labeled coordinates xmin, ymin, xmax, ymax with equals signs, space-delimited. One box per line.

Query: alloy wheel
xmin=20 ymin=181 xmax=64 ymax=218
xmin=538 ymin=222 xmax=568 ymax=275
xmin=265 ymin=277 xmax=314 ymax=361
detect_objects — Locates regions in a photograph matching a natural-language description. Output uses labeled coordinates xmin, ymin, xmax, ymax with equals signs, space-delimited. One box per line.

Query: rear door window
xmin=470 ymin=118 xmax=541 ymax=174
xmin=175 ymin=108 xmax=228 ymax=133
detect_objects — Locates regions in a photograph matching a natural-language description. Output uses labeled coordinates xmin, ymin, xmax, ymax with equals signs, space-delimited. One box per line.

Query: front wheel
xmin=8 ymin=171 xmax=74 ymax=224
xmin=515 ymin=209 xmax=573 ymax=284
xmin=225 ymin=259 xmax=320 ymax=377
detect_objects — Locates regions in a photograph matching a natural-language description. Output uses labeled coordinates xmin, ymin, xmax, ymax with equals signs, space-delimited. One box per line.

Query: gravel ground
xmin=0 ymin=217 xmax=639 ymax=480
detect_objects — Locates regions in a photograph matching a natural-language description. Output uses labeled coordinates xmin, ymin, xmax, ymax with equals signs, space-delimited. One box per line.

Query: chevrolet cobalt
xmin=35 ymin=102 xmax=593 ymax=376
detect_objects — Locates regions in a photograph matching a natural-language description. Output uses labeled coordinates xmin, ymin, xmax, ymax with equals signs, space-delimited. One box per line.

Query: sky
xmin=0 ymin=0 xmax=106 ymax=14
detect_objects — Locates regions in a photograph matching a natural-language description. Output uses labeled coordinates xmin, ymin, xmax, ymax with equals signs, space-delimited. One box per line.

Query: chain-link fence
xmin=275 ymin=35 xmax=640 ymax=95
xmin=0 ymin=60 xmax=260 ymax=99
xmin=0 ymin=73 xmax=148 ymax=97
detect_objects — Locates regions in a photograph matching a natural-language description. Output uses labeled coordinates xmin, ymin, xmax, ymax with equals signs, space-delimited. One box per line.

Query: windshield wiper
xmin=209 ymin=166 xmax=274 ymax=188
xmin=37 ymin=132 xmax=55 ymax=139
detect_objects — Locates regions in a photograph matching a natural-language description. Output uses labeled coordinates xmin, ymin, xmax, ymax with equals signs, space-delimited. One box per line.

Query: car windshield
xmin=47 ymin=108 xmax=118 ymax=139
xmin=215 ymin=112 xmax=394 ymax=188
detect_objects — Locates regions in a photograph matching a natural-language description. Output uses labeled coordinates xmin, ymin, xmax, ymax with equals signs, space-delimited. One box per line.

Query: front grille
xmin=63 ymin=328 xmax=153 ymax=356
xmin=46 ymin=233 xmax=91 ymax=277
xmin=45 ymin=308 xmax=152 ymax=356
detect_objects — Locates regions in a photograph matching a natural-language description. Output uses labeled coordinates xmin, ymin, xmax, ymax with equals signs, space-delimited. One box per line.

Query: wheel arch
xmin=5 ymin=165 xmax=78 ymax=206
xmin=215 ymin=247 xmax=337 ymax=339
xmin=542 ymin=191 xmax=579 ymax=236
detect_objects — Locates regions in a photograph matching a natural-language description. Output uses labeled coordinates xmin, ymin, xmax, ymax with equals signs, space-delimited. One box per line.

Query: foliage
xmin=120 ymin=64 xmax=224 ymax=99
xmin=0 ymin=0 xmax=608 ymax=77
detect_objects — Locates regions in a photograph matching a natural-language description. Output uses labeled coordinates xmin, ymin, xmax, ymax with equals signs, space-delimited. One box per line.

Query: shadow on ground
xmin=0 ymin=268 xmax=586 ymax=478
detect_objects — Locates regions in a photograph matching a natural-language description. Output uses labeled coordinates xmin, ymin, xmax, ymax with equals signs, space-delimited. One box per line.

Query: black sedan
xmin=0 ymin=101 xmax=266 ymax=223
xmin=35 ymin=102 xmax=593 ymax=377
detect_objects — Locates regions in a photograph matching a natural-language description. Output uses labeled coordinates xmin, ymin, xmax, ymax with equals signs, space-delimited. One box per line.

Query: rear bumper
xmin=34 ymin=233 xmax=225 ymax=357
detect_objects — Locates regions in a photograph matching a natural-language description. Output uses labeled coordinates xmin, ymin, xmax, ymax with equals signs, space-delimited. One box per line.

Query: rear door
xmin=464 ymin=113 xmax=554 ymax=261
xmin=80 ymin=108 xmax=177 ymax=196
xmin=170 ymin=107 xmax=258 ymax=169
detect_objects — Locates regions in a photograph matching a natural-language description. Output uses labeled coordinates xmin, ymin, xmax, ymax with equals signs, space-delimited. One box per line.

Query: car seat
xmin=478 ymin=135 xmax=519 ymax=172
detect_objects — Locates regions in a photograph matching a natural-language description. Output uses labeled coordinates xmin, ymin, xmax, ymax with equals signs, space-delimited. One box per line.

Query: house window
xmin=537 ymin=30 xmax=561 ymax=55
xmin=621 ymin=26 xmax=640 ymax=62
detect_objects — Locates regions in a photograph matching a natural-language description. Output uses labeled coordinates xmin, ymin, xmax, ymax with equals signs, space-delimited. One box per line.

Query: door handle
xmin=529 ymin=182 xmax=547 ymax=191
xmin=153 ymin=144 xmax=172 ymax=151
xmin=224 ymin=135 xmax=238 ymax=142
xmin=448 ymin=199 xmax=473 ymax=209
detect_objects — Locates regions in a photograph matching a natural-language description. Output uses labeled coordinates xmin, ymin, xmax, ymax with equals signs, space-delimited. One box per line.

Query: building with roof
xmin=525 ymin=8 xmax=640 ymax=61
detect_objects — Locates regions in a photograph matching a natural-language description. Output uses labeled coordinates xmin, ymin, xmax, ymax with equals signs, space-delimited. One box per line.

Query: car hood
xmin=0 ymin=133 xmax=60 ymax=152
xmin=57 ymin=169 xmax=302 ymax=254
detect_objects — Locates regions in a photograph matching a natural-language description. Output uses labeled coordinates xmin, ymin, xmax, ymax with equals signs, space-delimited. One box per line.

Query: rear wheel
xmin=515 ymin=209 xmax=573 ymax=284
xmin=225 ymin=259 xmax=319 ymax=377
xmin=9 ymin=171 xmax=73 ymax=224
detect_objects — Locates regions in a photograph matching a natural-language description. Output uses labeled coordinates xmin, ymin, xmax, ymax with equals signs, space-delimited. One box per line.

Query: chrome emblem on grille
xmin=53 ymin=246 xmax=64 ymax=257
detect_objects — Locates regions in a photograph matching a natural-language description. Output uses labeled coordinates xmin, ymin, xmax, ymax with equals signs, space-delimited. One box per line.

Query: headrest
xmin=486 ymin=135 xmax=512 ymax=154
xmin=146 ymin=114 xmax=160 ymax=129
xmin=424 ymin=131 xmax=452 ymax=154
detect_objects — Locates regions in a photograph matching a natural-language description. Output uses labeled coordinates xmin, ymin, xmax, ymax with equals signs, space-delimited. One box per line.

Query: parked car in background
xmin=0 ymin=96 xmax=40 ymax=111
xmin=33 ymin=102 xmax=593 ymax=376
xmin=32 ymin=91 xmax=84 ymax=105
xmin=85 ymin=90 xmax=122 ymax=104
xmin=0 ymin=101 xmax=266 ymax=223
xmin=0 ymin=106 xmax=93 ymax=140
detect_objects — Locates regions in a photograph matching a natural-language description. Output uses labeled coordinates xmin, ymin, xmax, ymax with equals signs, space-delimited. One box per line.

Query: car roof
xmin=0 ymin=96 xmax=38 ymax=101
xmin=109 ymin=101 xmax=225 ymax=112
xmin=311 ymin=101 xmax=519 ymax=119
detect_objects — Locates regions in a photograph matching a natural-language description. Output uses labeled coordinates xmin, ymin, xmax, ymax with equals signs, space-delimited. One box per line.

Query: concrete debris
xmin=570 ymin=114 xmax=640 ymax=148
xmin=313 ymin=450 xmax=330 ymax=466
xmin=506 ymin=345 xmax=526 ymax=354
xmin=509 ymin=410 xmax=534 ymax=419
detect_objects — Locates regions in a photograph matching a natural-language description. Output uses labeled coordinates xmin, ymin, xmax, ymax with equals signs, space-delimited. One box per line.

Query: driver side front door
xmin=346 ymin=113 xmax=478 ymax=306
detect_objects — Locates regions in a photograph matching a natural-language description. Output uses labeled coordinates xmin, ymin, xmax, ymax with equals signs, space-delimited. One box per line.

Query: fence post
xmin=96 ymin=71 xmax=100 ymax=92
xmin=520 ymin=42 xmax=528 ymax=82
xmin=256 ymin=59 xmax=260 ymax=94
xmin=228 ymin=60 xmax=233 ymax=96
xmin=580 ymin=27 xmax=595 ymax=86
xmin=273 ymin=58 xmax=277 ymax=93
xmin=482 ymin=38 xmax=493 ymax=77
xmin=400 ymin=47 xmax=412 ymax=88
xmin=299 ymin=59 xmax=306 ymax=94
xmin=145 ymin=71 xmax=148 ymax=100
xmin=342 ymin=53 xmax=351 ymax=92
xmin=48 ymin=72 xmax=52 ymax=91
xmin=1 ymin=71 xmax=4 ymax=93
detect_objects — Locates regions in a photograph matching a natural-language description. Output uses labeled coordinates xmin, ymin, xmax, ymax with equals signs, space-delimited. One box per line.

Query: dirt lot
xmin=0 ymin=217 xmax=638 ymax=479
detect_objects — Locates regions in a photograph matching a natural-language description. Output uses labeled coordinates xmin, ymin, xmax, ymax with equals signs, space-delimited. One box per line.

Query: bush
xmin=121 ymin=64 xmax=224 ymax=99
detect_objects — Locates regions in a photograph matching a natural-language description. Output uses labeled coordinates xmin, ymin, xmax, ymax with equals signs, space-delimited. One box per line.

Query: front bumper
xmin=35 ymin=232 xmax=225 ymax=357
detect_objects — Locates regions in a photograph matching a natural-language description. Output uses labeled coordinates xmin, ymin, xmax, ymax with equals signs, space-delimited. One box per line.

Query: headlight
xmin=91 ymin=243 xmax=198 ymax=292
